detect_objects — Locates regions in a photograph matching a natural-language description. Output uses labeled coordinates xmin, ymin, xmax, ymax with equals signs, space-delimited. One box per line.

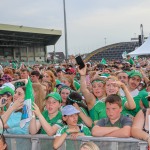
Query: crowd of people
xmin=0 ymin=55 xmax=150 ymax=150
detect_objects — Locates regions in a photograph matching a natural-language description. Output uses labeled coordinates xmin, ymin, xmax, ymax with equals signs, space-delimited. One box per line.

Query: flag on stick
xmin=122 ymin=51 xmax=127 ymax=59
xmin=20 ymin=78 xmax=34 ymax=128
xmin=100 ymin=58 xmax=107 ymax=65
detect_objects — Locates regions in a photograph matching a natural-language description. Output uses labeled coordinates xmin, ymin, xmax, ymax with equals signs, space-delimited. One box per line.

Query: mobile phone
xmin=75 ymin=56 xmax=85 ymax=69
xmin=1 ymin=98 xmax=7 ymax=105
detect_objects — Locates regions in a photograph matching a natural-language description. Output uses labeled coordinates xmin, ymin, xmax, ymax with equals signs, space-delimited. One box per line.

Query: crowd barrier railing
xmin=5 ymin=134 xmax=148 ymax=150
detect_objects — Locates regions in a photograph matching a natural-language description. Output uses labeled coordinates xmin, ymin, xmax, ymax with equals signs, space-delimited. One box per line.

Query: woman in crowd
xmin=42 ymin=70 xmax=56 ymax=91
xmin=32 ymin=83 xmax=45 ymax=112
xmin=78 ymin=65 xmax=107 ymax=124
xmin=1 ymin=85 xmax=28 ymax=134
xmin=60 ymin=74 xmax=76 ymax=91
xmin=41 ymin=81 xmax=53 ymax=96
xmin=59 ymin=85 xmax=72 ymax=107
xmin=105 ymin=76 xmax=136 ymax=116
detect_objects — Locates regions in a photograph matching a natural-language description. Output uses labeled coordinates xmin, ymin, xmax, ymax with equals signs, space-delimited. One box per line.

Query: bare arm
xmin=73 ymin=103 xmax=93 ymax=127
xmin=29 ymin=113 xmax=41 ymax=135
xmin=78 ymin=66 xmax=96 ymax=109
xmin=140 ymin=68 xmax=149 ymax=84
xmin=32 ymin=103 xmax=59 ymax=136
xmin=117 ymin=81 xmax=135 ymax=110
xmin=11 ymin=79 xmax=28 ymax=85
xmin=53 ymin=133 xmax=68 ymax=150
xmin=2 ymin=99 xmax=23 ymax=124
xmin=105 ymin=126 xmax=131 ymax=138
xmin=53 ymin=127 xmax=80 ymax=149
xmin=131 ymin=110 xmax=150 ymax=145
xmin=92 ymin=125 xmax=119 ymax=137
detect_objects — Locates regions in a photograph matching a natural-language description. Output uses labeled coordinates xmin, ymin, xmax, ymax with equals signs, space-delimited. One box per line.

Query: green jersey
xmin=55 ymin=124 xmax=91 ymax=136
xmin=73 ymin=79 xmax=80 ymax=91
xmin=89 ymin=99 xmax=107 ymax=122
xmin=40 ymin=110 xmax=63 ymax=134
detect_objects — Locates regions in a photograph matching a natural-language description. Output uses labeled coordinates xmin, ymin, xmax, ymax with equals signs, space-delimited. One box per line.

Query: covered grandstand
xmin=85 ymin=42 xmax=139 ymax=62
xmin=0 ymin=24 xmax=61 ymax=63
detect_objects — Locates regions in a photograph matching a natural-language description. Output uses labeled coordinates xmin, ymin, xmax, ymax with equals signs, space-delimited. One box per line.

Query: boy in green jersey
xmin=29 ymin=92 xmax=63 ymax=135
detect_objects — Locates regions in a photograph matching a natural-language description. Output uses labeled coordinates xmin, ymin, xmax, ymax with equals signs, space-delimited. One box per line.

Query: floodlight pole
xmin=140 ymin=24 xmax=144 ymax=44
xmin=63 ymin=0 xmax=68 ymax=60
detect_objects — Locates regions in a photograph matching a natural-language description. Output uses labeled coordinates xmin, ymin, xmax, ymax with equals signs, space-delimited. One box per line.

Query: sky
xmin=0 ymin=0 xmax=150 ymax=56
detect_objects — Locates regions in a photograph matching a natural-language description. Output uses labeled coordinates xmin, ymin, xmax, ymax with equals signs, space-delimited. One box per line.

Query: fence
xmin=5 ymin=134 xmax=148 ymax=150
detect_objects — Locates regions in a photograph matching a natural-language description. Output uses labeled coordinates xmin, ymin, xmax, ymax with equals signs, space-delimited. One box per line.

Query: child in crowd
xmin=29 ymin=92 xmax=63 ymax=135
xmin=92 ymin=94 xmax=132 ymax=138
xmin=80 ymin=141 xmax=100 ymax=150
xmin=53 ymin=105 xmax=91 ymax=150
xmin=66 ymin=91 xmax=93 ymax=128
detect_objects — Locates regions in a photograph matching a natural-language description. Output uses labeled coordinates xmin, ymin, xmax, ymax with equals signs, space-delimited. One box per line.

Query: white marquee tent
xmin=129 ymin=36 xmax=150 ymax=56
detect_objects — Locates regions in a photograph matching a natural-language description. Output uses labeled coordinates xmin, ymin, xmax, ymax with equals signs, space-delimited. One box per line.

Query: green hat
xmin=100 ymin=73 xmax=110 ymax=78
xmin=45 ymin=92 xmax=62 ymax=102
xmin=0 ymin=87 xmax=14 ymax=96
xmin=128 ymin=70 xmax=142 ymax=79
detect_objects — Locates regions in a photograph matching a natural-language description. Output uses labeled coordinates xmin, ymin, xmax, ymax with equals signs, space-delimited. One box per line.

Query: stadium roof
xmin=0 ymin=24 xmax=62 ymax=47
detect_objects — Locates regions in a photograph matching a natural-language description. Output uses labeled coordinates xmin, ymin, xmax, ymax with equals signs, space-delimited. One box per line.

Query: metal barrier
xmin=5 ymin=134 xmax=148 ymax=150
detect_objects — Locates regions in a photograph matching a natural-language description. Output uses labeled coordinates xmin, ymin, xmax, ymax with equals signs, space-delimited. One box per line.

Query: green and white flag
xmin=134 ymin=55 xmax=138 ymax=60
xmin=100 ymin=58 xmax=107 ymax=65
xmin=122 ymin=51 xmax=127 ymax=59
xmin=20 ymin=77 xmax=34 ymax=128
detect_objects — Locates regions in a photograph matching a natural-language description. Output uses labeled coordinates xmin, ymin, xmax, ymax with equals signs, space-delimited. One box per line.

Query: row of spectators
xmin=0 ymin=56 xmax=150 ymax=149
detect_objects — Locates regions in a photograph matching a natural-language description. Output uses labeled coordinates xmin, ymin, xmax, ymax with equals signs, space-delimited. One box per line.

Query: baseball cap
xmin=65 ymin=68 xmax=76 ymax=75
xmin=128 ymin=70 xmax=142 ymax=79
xmin=61 ymin=105 xmax=80 ymax=116
xmin=1 ymin=83 xmax=15 ymax=91
xmin=45 ymin=92 xmax=62 ymax=102
xmin=0 ymin=86 xmax=14 ymax=96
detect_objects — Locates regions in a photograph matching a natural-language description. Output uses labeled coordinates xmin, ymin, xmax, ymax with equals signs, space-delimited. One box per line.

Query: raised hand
xmin=77 ymin=64 xmax=87 ymax=76
xmin=32 ymin=102 xmax=41 ymax=117
xmin=12 ymin=99 xmax=24 ymax=111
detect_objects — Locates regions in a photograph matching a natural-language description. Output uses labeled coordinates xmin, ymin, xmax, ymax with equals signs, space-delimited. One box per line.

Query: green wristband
xmin=65 ymin=130 xmax=70 ymax=135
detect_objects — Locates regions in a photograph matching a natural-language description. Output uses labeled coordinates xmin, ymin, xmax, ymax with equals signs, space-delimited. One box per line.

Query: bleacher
xmin=85 ymin=42 xmax=139 ymax=61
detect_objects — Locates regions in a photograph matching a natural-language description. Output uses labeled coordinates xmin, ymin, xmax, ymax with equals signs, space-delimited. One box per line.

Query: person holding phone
xmin=78 ymin=64 xmax=107 ymax=124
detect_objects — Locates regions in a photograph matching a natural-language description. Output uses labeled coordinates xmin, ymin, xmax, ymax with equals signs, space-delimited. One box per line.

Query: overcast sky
xmin=0 ymin=0 xmax=150 ymax=55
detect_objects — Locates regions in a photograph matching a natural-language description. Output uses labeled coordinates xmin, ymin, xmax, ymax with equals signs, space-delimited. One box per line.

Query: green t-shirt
xmin=55 ymin=124 xmax=91 ymax=136
xmin=40 ymin=110 xmax=63 ymax=134
xmin=73 ymin=79 xmax=80 ymax=91
xmin=89 ymin=99 xmax=107 ymax=122
xmin=140 ymin=89 xmax=149 ymax=108
xmin=121 ymin=97 xmax=133 ymax=117
xmin=78 ymin=107 xmax=89 ymax=124
xmin=127 ymin=58 xmax=134 ymax=65
xmin=123 ymin=90 xmax=148 ymax=117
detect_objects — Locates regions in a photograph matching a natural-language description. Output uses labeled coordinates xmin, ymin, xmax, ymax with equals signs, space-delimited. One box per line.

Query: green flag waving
xmin=20 ymin=78 xmax=34 ymax=128
xmin=100 ymin=58 xmax=107 ymax=65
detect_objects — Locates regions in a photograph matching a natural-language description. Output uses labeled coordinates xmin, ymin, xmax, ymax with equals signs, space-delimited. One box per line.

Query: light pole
xmin=63 ymin=0 xmax=68 ymax=60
